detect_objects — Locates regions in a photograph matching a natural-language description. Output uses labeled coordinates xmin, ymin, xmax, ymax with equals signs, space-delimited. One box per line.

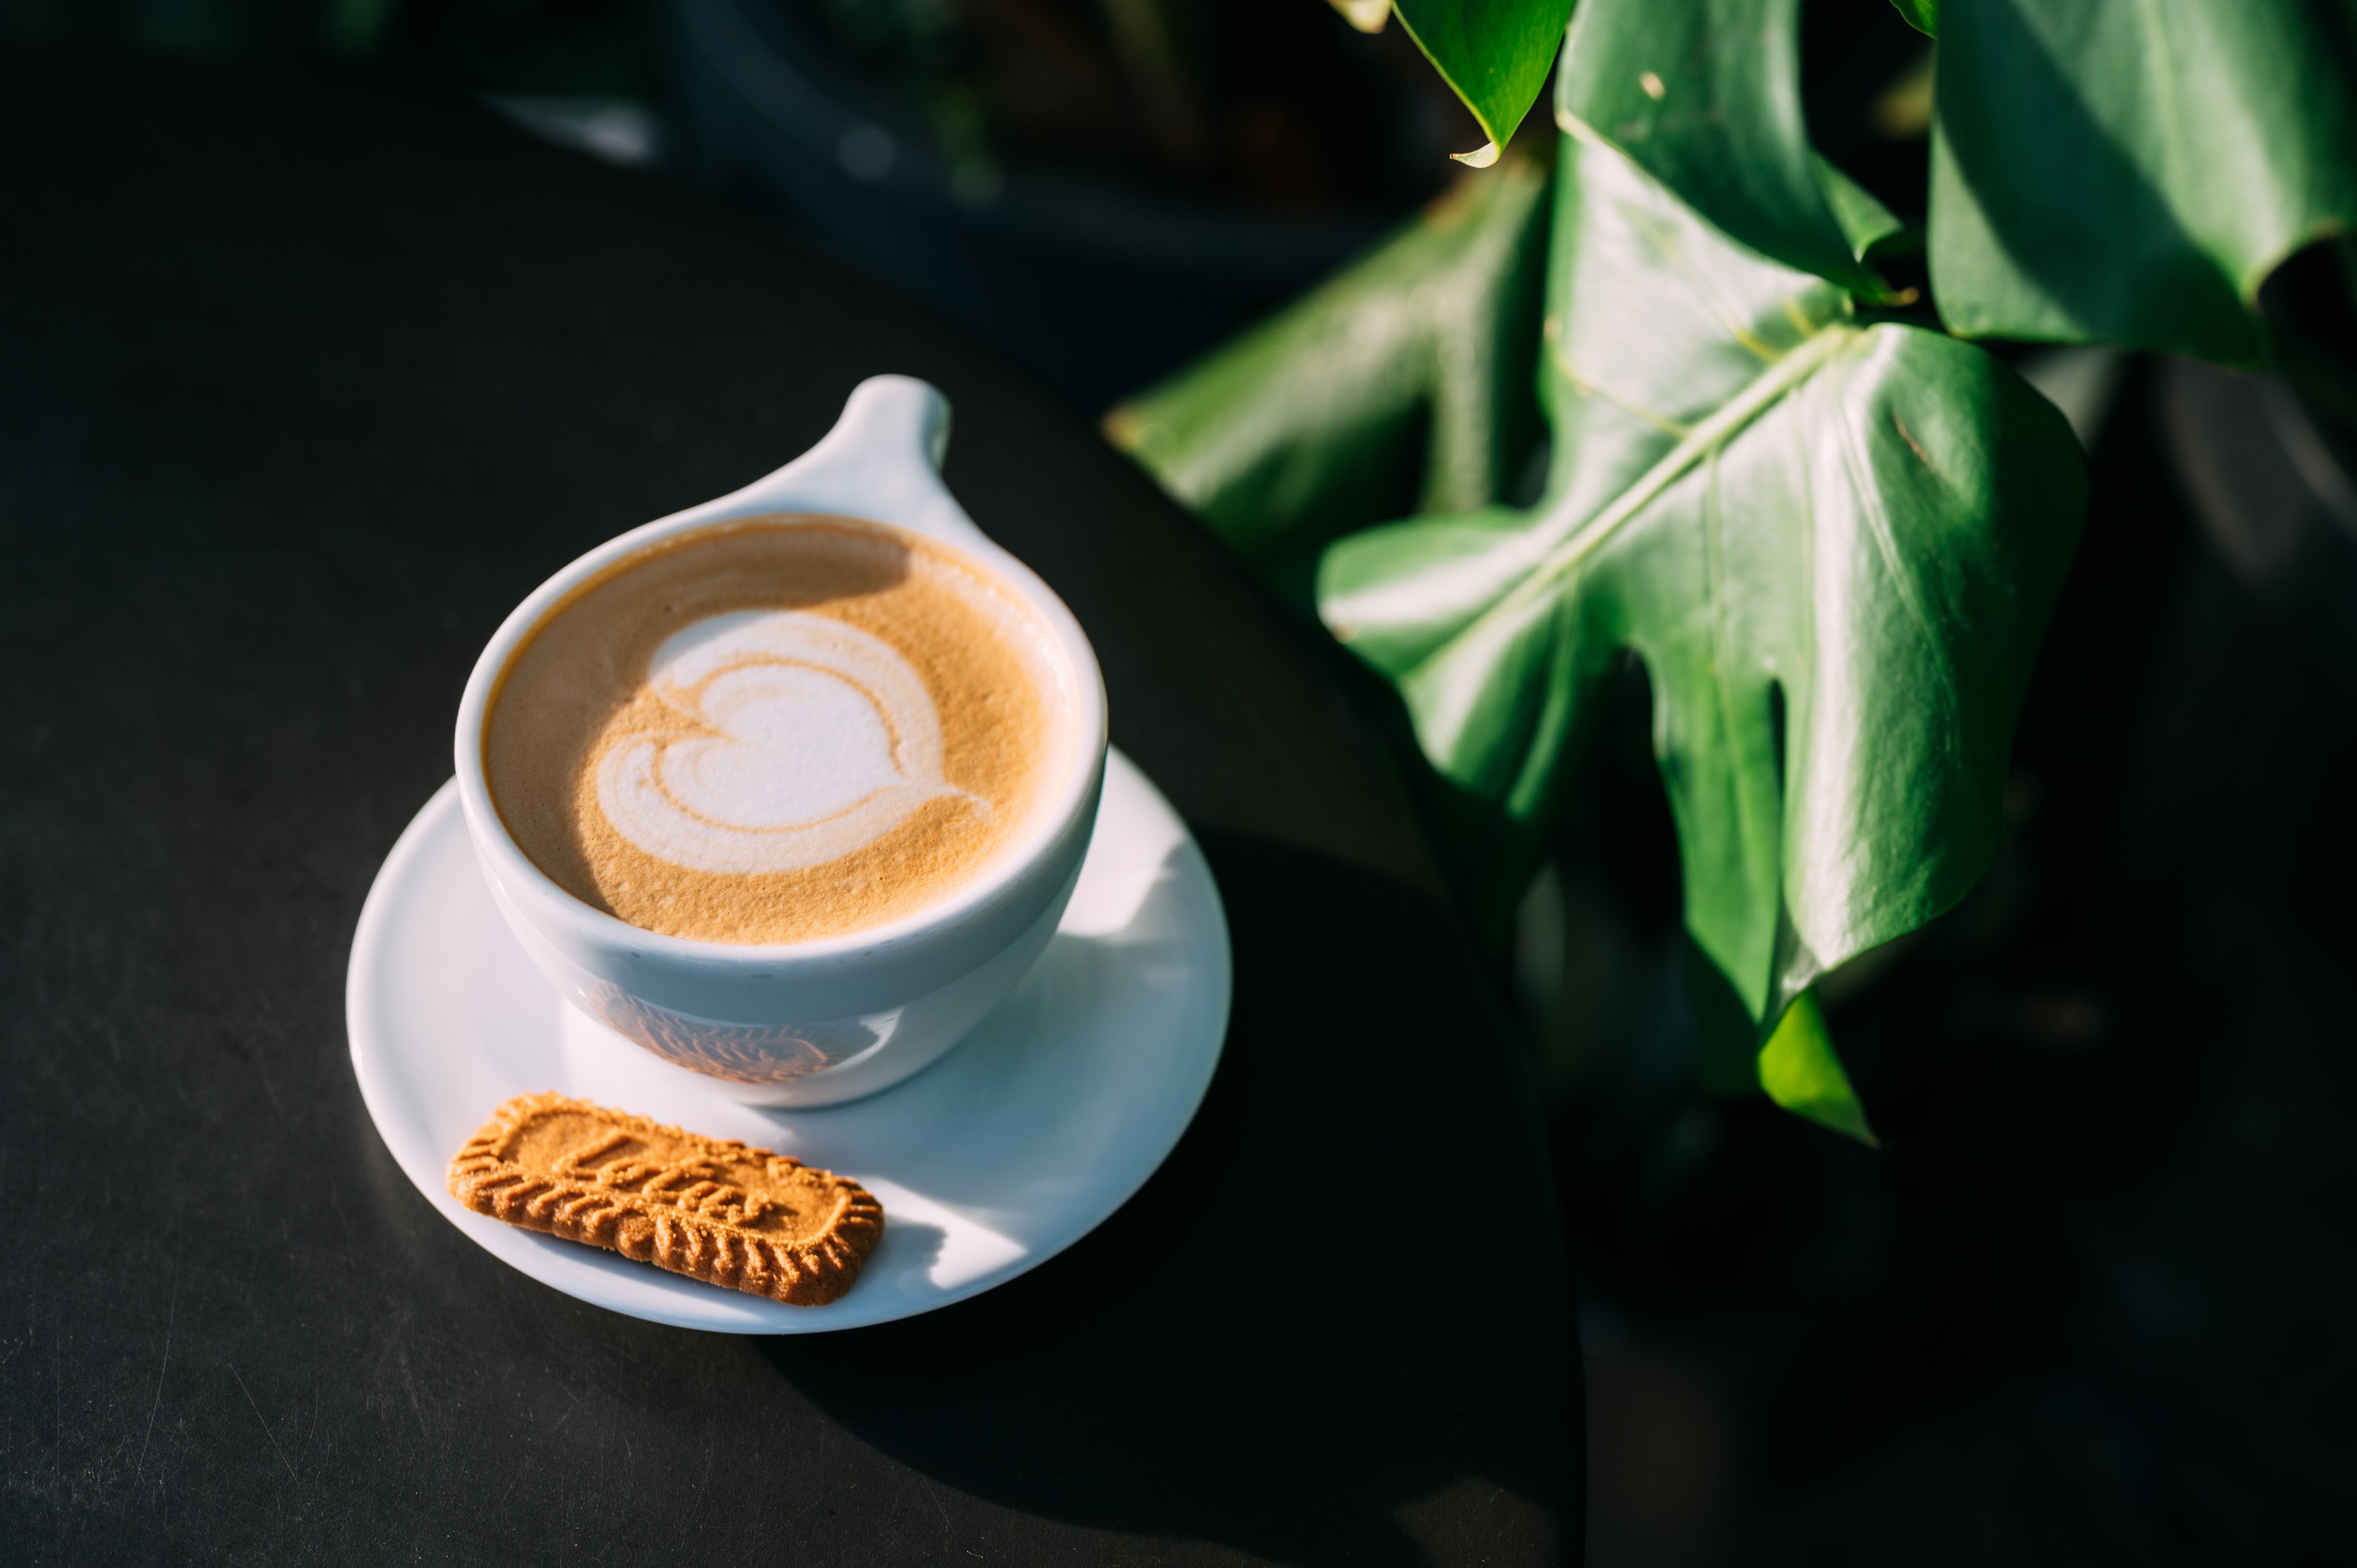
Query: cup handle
xmin=696 ymin=376 xmax=988 ymax=550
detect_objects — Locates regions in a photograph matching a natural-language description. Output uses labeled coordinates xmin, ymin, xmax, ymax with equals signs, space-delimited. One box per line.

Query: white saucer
xmin=346 ymin=748 xmax=1229 ymax=1334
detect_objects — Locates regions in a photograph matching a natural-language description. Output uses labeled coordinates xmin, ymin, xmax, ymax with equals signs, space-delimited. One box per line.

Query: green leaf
xmin=1888 ymin=0 xmax=1937 ymax=38
xmin=1105 ymin=153 xmax=1554 ymax=571
xmin=1319 ymin=129 xmax=2086 ymax=1022
xmin=1391 ymin=0 xmax=1577 ymax=156
xmin=1691 ymin=948 xmax=1873 ymax=1141
xmin=1931 ymin=0 xmax=2357 ymax=365
xmin=1757 ymin=992 xmax=1876 ymax=1145
xmin=1555 ymin=0 xmax=1890 ymax=297
xmin=1815 ymin=156 xmax=1913 ymax=264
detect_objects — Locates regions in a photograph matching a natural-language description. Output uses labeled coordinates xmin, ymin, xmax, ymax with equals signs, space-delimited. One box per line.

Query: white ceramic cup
xmin=452 ymin=376 xmax=1109 ymax=1107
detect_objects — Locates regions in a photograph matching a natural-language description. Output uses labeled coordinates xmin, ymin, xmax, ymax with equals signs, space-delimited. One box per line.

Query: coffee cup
xmin=452 ymin=376 xmax=1109 ymax=1106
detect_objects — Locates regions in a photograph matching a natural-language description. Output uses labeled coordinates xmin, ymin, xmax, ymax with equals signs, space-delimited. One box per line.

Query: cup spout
xmin=709 ymin=374 xmax=985 ymax=548
xmin=836 ymin=374 xmax=951 ymax=471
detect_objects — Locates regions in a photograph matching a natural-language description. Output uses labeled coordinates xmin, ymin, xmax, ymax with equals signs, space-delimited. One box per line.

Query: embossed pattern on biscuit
xmin=446 ymin=1092 xmax=883 ymax=1306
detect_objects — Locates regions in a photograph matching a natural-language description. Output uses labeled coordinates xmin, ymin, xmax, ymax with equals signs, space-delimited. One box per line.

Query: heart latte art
xmin=597 ymin=610 xmax=981 ymax=875
xmin=484 ymin=519 xmax=1072 ymax=944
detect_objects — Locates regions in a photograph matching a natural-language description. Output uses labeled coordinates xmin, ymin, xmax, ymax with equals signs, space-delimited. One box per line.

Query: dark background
xmin=7 ymin=1 xmax=2357 ymax=1564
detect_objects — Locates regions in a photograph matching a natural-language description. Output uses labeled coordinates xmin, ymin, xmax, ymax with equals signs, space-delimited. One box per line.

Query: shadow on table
xmin=765 ymin=833 xmax=1581 ymax=1567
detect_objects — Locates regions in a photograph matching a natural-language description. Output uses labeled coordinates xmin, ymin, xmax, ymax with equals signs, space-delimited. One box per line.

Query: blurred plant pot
xmin=668 ymin=0 xmax=1434 ymax=411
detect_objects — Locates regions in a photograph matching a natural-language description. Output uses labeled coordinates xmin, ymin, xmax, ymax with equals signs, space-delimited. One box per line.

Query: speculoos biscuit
xmin=447 ymin=1092 xmax=883 ymax=1306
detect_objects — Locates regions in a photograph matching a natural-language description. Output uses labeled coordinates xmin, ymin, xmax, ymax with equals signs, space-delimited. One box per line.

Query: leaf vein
xmin=1547 ymin=343 xmax=1694 ymax=436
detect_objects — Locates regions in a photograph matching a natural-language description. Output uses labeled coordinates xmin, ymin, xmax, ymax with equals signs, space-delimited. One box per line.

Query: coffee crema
xmin=484 ymin=516 xmax=1072 ymax=944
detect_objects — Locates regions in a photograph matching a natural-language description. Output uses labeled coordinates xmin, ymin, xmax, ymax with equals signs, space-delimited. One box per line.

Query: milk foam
xmin=594 ymin=609 xmax=979 ymax=874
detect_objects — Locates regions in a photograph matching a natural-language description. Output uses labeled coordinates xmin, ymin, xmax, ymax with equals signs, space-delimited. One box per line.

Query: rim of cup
xmin=452 ymin=508 xmax=1109 ymax=967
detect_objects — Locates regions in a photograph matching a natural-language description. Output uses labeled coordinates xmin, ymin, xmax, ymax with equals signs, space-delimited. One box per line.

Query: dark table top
xmin=0 ymin=56 xmax=1579 ymax=1566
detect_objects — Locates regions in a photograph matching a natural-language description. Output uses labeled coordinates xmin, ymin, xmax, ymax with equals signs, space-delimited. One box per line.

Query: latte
xmin=484 ymin=516 xmax=1075 ymax=944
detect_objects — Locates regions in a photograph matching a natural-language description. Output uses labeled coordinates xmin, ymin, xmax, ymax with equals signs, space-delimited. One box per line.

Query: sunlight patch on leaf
xmin=1327 ymin=0 xmax=1391 ymax=34
xmin=1758 ymin=992 xmax=1878 ymax=1145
